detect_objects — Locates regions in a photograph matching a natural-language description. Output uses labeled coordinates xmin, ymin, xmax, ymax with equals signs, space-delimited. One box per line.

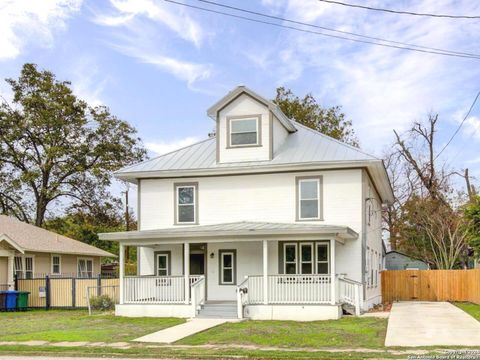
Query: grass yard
xmin=454 ymin=302 xmax=480 ymax=321
xmin=0 ymin=310 xmax=183 ymax=342
xmin=179 ymin=317 xmax=388 ymax=349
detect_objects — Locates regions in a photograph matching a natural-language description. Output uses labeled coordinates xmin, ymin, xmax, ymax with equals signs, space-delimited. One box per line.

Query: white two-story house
xmin=100 ymin=86 xmax=393 ymax=320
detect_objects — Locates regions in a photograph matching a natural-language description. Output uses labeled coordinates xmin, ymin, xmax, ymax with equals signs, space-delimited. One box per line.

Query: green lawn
xmin=454 ymin=302 xmax=480 ymax=321
xmin=179 ymin=317 xmax=388 ymax=349
xmin=0 ymin=310 xmax=183 ymax=342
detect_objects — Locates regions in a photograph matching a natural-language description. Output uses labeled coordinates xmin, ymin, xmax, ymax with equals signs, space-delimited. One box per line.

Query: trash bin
xmin=16 ymin=291 xmax=30 ymax=311
xmin=0 ymin=292 xmax=6 ymax=312
xmin=4 ymin=291 xmax=19 ymax=311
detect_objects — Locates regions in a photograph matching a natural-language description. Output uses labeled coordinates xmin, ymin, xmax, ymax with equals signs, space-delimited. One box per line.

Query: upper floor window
xmin=228 ymin=116 xmax=260 ymax=147
xmin=175 ymin=183 xmax=198 ymax=224
xmin=297 ymin=177 xmax=322 ymax=221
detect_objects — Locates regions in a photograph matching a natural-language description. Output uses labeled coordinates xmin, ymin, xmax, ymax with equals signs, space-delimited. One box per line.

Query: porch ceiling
xmin=99 ymin=221 xmax=358 ymax=245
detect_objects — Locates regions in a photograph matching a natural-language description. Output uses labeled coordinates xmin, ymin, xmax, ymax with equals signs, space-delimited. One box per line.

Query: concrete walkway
xmin=385 ymin=301 xmax=480 ymax=347
xmin=134 ymin=318 xmax=235 ymax=344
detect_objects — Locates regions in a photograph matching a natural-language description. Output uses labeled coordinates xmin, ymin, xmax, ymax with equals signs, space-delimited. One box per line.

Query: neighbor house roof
xmin=116 ymin=121 xmax=394 ymax=203
xmin=99 ymin=221 xmax=358 ymax=244
xmin=0 ymin=215 xmax=115 ymax=257
xmin=206 ymin=86 xmax=297 ymax=132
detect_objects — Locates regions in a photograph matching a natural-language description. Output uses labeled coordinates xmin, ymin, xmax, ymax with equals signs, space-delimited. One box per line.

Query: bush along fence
xmin=15 ymin=275 xmax=119 ymax=309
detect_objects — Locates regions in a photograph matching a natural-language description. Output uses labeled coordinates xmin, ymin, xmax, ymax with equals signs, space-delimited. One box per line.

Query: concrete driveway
xmin=385 ymin=302 xmax=480 ymax=347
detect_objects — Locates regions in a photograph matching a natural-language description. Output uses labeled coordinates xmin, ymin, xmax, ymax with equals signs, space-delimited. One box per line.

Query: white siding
xmin=272 ymin=113 xmax=289 ymax=155
xmin=363 ymin=170 xmax=383 ymax=308
xmin=217 ymin=94 xmax=274 ymax=163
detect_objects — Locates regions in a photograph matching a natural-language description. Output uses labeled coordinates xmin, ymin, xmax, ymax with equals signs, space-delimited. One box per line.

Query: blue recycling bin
xmin=2 ymin=291 xmax=19 ymax=311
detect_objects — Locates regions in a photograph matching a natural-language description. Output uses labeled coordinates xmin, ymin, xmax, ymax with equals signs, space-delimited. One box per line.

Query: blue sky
xmin=1 ymin=0 xmax=480 ymax=201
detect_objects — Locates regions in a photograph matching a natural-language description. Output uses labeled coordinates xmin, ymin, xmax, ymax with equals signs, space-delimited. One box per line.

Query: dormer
xmin=207 ymin=86 xmax=297 ymax=163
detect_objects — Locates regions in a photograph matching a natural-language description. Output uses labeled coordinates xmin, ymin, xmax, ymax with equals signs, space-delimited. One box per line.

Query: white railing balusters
xmin=338 ymin=277 xmax=363 ymax=316
xmin=124 ymin=276 xmax=185 ymax=304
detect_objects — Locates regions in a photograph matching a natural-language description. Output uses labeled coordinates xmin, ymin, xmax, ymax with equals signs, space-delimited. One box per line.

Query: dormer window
xmin=227 ymin=116 xmax=261 ymax=147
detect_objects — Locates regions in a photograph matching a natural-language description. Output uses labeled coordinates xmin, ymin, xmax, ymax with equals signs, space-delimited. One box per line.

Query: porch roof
xmin=99 ymin=221 xmax=358 ymax=245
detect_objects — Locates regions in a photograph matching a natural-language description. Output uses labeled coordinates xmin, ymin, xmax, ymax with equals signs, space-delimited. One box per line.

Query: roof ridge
xmin=117 ymin=137 xmax=215 ymax=173
xmin=292 ymin=120 xmax=379 ymax=160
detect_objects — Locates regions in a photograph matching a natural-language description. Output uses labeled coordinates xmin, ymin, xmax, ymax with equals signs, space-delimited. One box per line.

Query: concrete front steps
xmin=197 ymin=301 xmax=237 ymax=319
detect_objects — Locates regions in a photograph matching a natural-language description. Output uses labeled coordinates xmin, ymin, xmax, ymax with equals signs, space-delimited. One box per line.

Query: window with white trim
xmin=300 ymin=243 xmax=313 ymax=274
xmin=298 ymin=178 xmax=321 ymax=220
xmin=156 ymin=253 xmax=169 ymax=276
xmin=176 ymin=184 xmax=197 ymax=224
xmin=229 ymin=118 xmax=259 ymax=146
xmin=219 ymin=250 xmax=236 ymax=285
xmin=51 ymin=255 xmax=61 ymax=275
xmin=77 ymin=258 xmax=93 ymax=278
xmin=14 ymin=256 xmax=34 ymax=279
xmin=284 ymin=243 xmax=297 ymax=274
xmin=316 ymin=243 xmax=329 ymax=274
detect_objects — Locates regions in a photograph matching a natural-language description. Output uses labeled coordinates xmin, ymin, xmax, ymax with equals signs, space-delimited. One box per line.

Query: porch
xmin=100 ymin=221 xmax=364 ymax=320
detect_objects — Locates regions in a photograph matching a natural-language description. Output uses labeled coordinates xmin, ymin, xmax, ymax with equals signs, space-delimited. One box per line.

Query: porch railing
xmin=338 ymin=276 xmax=362 ymax=316
xmin=246 ymin=275 xmax=332 ymax=305
xmin=123 ymin=276 xmax=185 ymax=304
xmin=191 ymin=276 xmax=206 ymax=315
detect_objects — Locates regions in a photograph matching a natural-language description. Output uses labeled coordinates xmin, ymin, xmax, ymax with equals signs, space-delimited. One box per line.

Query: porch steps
xmin=197 ymin=302 xmax=237 ymax=319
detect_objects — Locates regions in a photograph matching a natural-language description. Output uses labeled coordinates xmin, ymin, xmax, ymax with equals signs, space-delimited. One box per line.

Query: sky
xmin=1 ymin=0 xmax=480 ymax=209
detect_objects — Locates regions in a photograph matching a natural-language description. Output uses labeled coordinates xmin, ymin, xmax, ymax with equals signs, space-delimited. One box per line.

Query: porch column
xmin=330 ymin=239 xmax=336 ymax=305
xmin=263 ymin=240 xmax=268 ymax=305
xmin=7 ymin=255 xmax=14 ymax=289
xmin=184 ymin=242 xmax=190 ymax=304
xmin=119 ymin=243 xmax=125 ymax=304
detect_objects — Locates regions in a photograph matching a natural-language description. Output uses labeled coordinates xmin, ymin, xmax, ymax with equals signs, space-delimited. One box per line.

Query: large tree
xmin=273 ymin=87 xmax=358 ymax=146
xmin=0 ymin=63 xmax=146 ymax=226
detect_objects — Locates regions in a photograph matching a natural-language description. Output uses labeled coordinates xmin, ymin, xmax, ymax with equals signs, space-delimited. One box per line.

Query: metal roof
xmin=0 ymin=215 xmax=115 ymax=257
xmin=99 ymin=221 xmax=358 ymax=243
xmin=118 ymin=121 xmax=378 ymax=174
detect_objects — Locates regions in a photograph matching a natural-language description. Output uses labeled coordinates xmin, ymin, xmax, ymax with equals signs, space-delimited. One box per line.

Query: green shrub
xmin=89 ymin=294 xmax=115 ymax=311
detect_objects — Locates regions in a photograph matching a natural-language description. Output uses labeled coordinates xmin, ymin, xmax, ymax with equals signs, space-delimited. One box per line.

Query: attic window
xmin=228 ymin=116 xmax=260 ymax=147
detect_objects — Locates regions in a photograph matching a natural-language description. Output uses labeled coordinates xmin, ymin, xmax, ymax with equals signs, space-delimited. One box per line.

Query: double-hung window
xmin=316 ymin=243 xmax=329 ymax=274
xmin=284 ymin=243 xmax=297 ymax=274
xmin=175 ymin=183 xmax=197 ymax=224
xmin=51 ymin=255 xmax=61 ymax=275
xmin=78 ymin=258 xmax=93 ymax=278
xmin=297 ymin=177 xmax=322 ymax=220
xmin=228 ymin=117 xmax=260 ymax=147
xmin=14 ymin=256 xmax=34 ymax=279
xmin=300 ymin=243 xmax=313 ymax=274
xmin=219 ymin=250 xmax=236 ymax=285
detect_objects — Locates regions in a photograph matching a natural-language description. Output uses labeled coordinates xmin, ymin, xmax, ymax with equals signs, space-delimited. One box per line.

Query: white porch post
xmin=330 ymin=239 xmax=336 ymax=305
xmin=184 ymin=242 xmax=190 ymax=304
xmin=119 ymin=243 xmax=125 ymax=304
xmin=7 ymin=255 xmax=14 ymax=289
xmin=263 ymin=240 xmax=268 ymax=305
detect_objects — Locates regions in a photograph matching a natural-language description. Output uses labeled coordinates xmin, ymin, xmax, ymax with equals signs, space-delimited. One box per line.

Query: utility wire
xmin=435 ymin=90 xmax=480 ymax=160
xmin=318 ymin=0 xmax=480 ymax=19
xmin=164 ymin=0 xmax=480 ymax=60
xmin=197 ymin=0 xmax=480 ymax=58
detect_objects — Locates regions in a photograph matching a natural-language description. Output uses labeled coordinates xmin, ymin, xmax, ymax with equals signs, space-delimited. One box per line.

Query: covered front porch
xmin=100 ymin=222 xmax=363 ymax=320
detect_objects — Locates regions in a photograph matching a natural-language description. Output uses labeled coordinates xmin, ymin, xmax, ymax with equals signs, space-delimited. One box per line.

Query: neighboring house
xmin=385 ymin=250 xmax=429 ymax=270
xmin=0 ymin=215 xmax=115 ymax=289
xmin=100 ymin=86 xmax=394 ymax=320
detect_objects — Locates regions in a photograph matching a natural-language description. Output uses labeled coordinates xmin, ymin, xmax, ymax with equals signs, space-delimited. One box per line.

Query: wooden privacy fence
xmin=16 ymin=276 xmax=119 ymax=309
xmin=382 ymin=269 xmax=480 ymax=304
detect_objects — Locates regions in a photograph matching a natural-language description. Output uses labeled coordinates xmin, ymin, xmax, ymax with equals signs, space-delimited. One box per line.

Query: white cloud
xmin=255 ymin=0 xmax=480 ymax=154
xmin=93 ymin=0 xmax=207 ymax=47
xmin=145 ymin=137 xmax=200 ymax=156
xmin=69 ymin=57 xmax=108 ymax=106
xmin=463 ymin=116 xmax=480 ymax=141
xmin=0 ymin=0 xmax=81 ymax=60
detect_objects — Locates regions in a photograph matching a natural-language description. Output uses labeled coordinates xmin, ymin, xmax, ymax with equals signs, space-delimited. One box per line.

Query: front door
xmin=190 ymin=253 xmax=205 ymax=275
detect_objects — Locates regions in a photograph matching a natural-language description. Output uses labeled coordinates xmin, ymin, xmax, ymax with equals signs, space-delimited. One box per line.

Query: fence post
xmin=72 ymin=278 xmax=76 ymax=308
xmin=97 ymin=274 xmax=102 ymax=297
xmin=45 ymin=275 xmax=50 ymax=311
